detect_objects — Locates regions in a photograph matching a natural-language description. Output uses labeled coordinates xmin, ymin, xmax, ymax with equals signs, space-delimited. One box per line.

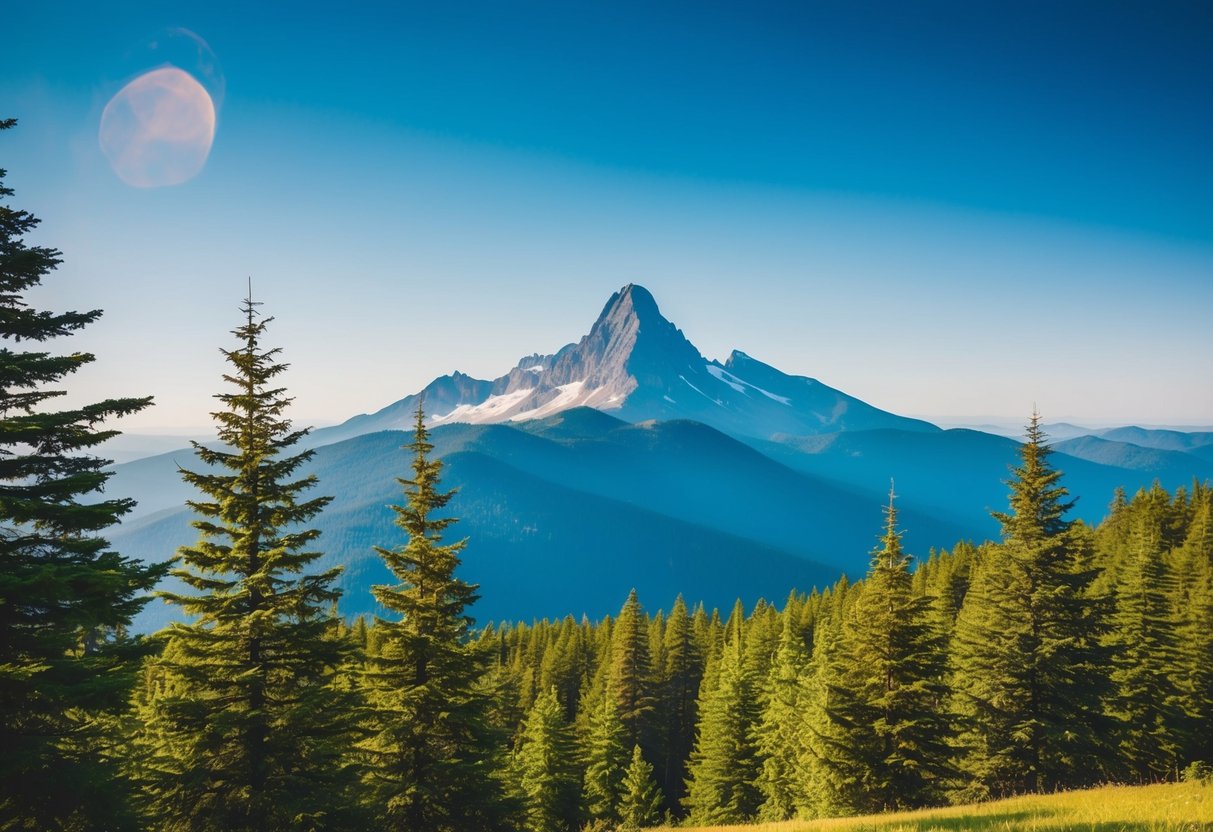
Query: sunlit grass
xmin=657 ymin=781 xmax=1213 ymax=831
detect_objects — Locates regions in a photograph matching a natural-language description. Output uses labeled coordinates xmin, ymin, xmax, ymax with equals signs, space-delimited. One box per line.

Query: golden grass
xmin=656 ymin=781 xmax=1213 ymax=831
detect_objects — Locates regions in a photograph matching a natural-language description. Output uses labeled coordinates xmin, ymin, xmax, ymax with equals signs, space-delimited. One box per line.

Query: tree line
xmin=2 ymin=119 xmax=1212 ymax=831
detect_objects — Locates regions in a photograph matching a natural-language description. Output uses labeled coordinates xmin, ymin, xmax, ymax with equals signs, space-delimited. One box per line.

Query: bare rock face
xmin=312 ymin=284 xmax=938 ymax=445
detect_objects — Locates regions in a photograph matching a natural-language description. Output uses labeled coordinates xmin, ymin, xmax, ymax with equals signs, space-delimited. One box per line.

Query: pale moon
xmin=99 ymin=67 xmax=216 ymax=188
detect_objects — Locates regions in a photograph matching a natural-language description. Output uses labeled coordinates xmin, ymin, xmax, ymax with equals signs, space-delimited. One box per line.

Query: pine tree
xmin=682 ymin=601 xmax=759 ymax=825
xmin=1107 ymin=511 xmax=1183 ymax=780
xmin=609 ymin=589 xmax=654 ymax=749
xmin=800 ymin=581 xmax=861 ymax=818
xmin=834 ymin=488 xmax=953 ymax=812
xmin=580 ymin=689 xmax=629 ymax=825
xmin=618 ymin=744 xmax=663 ymax=831
xmin=950 ymin=413 xmax=1112 ymax=798
xmin=540 ymin=616 xmax=584 ymax=721
xmin=753 ymin=605 xmax=809 ymax=821
xmin=0 ymin=118 xmax=168 ymax=829
xmin=742 ymin=601 xmax=782 ymax=704
xmin=359 ymin=403 xmax=509 ymax=832
xmin=513 ymin=686 xmax=580 ymax=832
xmin=656 ymin=594 xmax=701 ymax=812
xmin=134 ymin=295 xmax=360 ymax=831
xmin=1175 ymin=488 xmax=1213 ymax=765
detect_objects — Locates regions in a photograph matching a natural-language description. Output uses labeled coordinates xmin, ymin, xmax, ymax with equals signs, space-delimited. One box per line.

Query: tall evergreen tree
xmin=834 ymin=489 xmax=953 ymax=812
xmin=753 ymin=606 xmax=809 ymax=821
xmin=512 ymin=686 xmax=580 ymax=832
xmin=1106 ymin=511 xmax=1183 ymax=780
xmin=682 ymin=601 xmax=759 ymax=825
xmin=1174 ymin=488 xmax=1213 ymax=765
xmin=799 ymin=579 xmax=866 ymax=818
xmin=618 ymin=744 xmax=663 ymax=831
xmin=580 ymin=689 xmax=629 ymax=825
xmin=0 ymin=117 xmax=167 ymax=830
xmin=609 ymin=589 xmax=654 ymax=750
xmin=950 ymin=413 xmax=1111 ymax=798
xmin=134 ymin=295 xmax=360 ymax=831
xmin=656 ymin=594 xmax=701 ymax=812
xmin=359 ymin=403 xmax=508 ymax=832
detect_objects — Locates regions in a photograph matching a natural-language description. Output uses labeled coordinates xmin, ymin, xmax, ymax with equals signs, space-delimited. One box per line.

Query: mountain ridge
xmin=309 ymin=284 xmax=935 ymax=446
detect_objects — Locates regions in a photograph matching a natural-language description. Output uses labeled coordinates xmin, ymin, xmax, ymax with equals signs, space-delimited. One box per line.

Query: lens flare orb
xmin=99 ymin=66 xmax=216 ymax=188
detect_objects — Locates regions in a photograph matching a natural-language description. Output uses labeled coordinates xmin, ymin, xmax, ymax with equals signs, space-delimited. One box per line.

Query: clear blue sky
xmin=3 ymin=0 xmax=1211 ymax=430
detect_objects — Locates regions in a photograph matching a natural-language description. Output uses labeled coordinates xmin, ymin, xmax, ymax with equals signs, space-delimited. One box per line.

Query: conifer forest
xmin=3 ymin=114 xmax=1213 ymax=832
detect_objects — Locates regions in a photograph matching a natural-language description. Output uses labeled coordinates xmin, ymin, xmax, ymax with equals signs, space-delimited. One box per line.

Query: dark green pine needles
xmin=132 ymin=296 xmax=361 ymax=831
xmin=950 ymin=412 xmax=1113 ymax=799
xmin=359 ymin=403 xmax=511 ymax=832
xmin=830 ymin=487 xmax=954 ymax=812
xmin=0 ymin=117 xmax=167 ymax=830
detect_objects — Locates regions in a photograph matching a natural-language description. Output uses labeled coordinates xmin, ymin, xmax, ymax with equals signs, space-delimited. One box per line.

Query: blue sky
xmin=3 ymin=0 xmax=1211 ymax=429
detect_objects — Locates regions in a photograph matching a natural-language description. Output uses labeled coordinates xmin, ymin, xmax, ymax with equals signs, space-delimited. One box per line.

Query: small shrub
xmin=1183 ymin=761 xmax=1213 ymax=785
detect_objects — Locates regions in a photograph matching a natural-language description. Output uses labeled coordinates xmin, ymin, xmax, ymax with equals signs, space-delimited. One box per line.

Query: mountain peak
xmin=595 ymin=283 xmax=664 ymax=329
xmin=317 ymin=284 xmax=938 ymax=441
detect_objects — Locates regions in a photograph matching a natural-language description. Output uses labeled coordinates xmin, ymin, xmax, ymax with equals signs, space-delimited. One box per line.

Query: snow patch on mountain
xmin=511 ymin=381 xmax=587 ymax=421
xmin=705 ymin=364 xmax=791 ymax=405
xmin=432 ymin=387 xmax=534 ymax=424
xmin=706 ymin=364 xmax=747 ymax=394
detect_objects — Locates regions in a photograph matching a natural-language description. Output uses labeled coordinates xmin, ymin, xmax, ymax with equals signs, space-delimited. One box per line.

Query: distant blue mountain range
xmin=108 ymin=285 xmax=1213 ymax=629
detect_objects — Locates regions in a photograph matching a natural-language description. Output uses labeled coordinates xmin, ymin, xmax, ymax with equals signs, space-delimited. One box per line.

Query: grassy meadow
xmin=656 ymin=781 xmax=1213 ymax=832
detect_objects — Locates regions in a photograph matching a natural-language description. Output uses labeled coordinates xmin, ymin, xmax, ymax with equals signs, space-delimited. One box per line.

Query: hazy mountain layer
xmin=123 ymin=417 xmax=888 ymax=629
xmin=113 ymin=409 xmax=1210 ymax=632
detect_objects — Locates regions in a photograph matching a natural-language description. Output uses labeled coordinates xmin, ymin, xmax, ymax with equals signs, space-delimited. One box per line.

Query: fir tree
xmin=753 ymin=605 xmax=809 ymax=821
xmin=609 ymin=589 xmax=654 ymax=749
xmin=741 ymin=600 xmax=782 ymax=705
xmin=0 ymin=117 xmax=166 ymax=830
xmin=1175 ymin=488 xmax=1213 ymax=764
xmin=618 ymin=744 xmax=663 ymax=831
xmin=656 ymin=594 xmax=701 ymax=811
xmin=682 ymin=601 xmax=759 ymax=825
xmin=513 ymin=686 xmax=580 ymax=832
xmin=834 ymin=488 xmax=953 ymax=812
xmin=581 ymin=689 xmax=629 ymax=825
xmin=134 ymin=295 xmax=360 ymax=831
xmin=1107 ymin=512 xmax=1184 ymax=780
xmin=540 ymin=616 xmax=584 ymax=721
xmin=359 ymin=403 xmax=508 ymax=832
xmin=950 ymin=413 xmax=1111 ymax=798
xmin=800 ymin=581 xmax=861 ymax=818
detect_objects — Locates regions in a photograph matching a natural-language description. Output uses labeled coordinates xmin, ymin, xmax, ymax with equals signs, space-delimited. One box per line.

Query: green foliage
xmin=683 ymin=602 xmax=760 ymax=825
xmin=656 ymin=594 xmax=701 ymax=810
xmin=753 ymin=607 xmax=809 ymax=821
xmin=359 ymin=404 xmax=509 ymax=832
xmin=1106 ymin=510 xmax=1184 ymax=780
xmin=950 ymin=414 xmax=1113 ymax=798
xmin=833 ymin=489 xmax=954 ymax=812
xmin=610 ymin=589 xmax=654 ymax=749
xmin=618 ymin=744 xmax=663 ymax=831
xmin=581 ymin=689 xmax=629 ymax=824
xmin=0 ymin=118 xmax=166 ymax=830
xmin=513 ymin=686 xmax=581 ymax=832
xmin=800 ymin=588 xmax=860 ymax=818
xmin=132 ymin=297 xmax=361 ymax=831
xmin=1174 ymin=486 xmax=1213 ymax=764
xmin=1183 ymin=761 xmax=1213 ymax=785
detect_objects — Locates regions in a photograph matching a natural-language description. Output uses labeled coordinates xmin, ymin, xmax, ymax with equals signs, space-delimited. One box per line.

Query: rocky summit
xmin=313 ymin=284 xmax=936 ymax=446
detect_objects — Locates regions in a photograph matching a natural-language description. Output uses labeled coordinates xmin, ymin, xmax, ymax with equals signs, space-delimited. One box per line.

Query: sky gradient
xmin=3 ymin=0 xmax=1211 ymax=430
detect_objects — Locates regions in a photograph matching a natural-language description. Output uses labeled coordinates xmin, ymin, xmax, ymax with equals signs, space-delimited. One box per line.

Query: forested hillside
xmin=119 ymin=411 xmax=1213 ymax=831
